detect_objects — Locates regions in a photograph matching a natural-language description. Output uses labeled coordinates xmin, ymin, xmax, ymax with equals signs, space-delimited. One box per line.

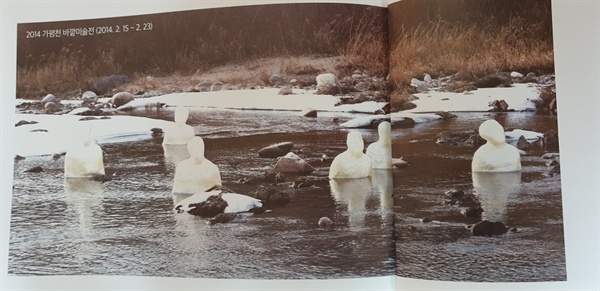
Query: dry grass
xmin=281 ymin=59 xmax=323 ymax=76
xmin=16 ymin=4 xmax=388 ymax=99
xmin=389 ymin=17 xmax=555 ymax=87
xmin=17 ymin=51 xmax=121 ymax=98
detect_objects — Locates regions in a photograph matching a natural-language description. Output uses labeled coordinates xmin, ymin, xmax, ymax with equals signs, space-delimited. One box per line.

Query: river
xmin=393 ymin=112 xmax=566 ymax=282
xmin=8 ymin=108 xmax=565 ymax=281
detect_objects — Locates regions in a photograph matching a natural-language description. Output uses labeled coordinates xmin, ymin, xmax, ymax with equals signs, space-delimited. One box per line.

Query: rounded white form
xmin=64 ymin=126 xmax=105 ymax=178
xmin=472 ymin=119 xmax=522 ymax=172
xmin=172 ymin=136 xmax=222 ymax=194
xmin=329 ymin=131 xmax=372 ymax=179
xmin=366 ymin=121 xmax=392 ymax=169
xmin=162 ymin=107 xmax=195 ymax=145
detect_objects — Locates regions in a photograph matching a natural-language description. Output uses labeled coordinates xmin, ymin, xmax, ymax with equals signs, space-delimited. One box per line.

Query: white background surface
xmin=1 ymin=0 xmax=598 ymax=290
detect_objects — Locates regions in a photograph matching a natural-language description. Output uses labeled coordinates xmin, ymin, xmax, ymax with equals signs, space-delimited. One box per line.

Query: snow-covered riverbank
xmin=12 ymin=84 xmax=545 ymax=157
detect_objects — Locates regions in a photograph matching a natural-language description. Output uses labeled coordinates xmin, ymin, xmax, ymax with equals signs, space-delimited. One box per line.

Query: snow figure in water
xmin=329 ymin=131 xmax=372 ymax=179
xmin=172 ymin=136 xmax=222 ymax=194
xmin=162 ymin=107 xmax=195 ymax=145
xmin=366 ymin=121 xmax=392 ymax=169
xmin=64 ymin=125 xmax=105 ymax=179
xmin=472 ymin=119 xmax=522 ymax=172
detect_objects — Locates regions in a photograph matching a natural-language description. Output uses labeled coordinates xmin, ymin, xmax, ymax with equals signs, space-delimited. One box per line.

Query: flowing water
xmin=9 ymin=108 xmax=394 ymax=279
xmin=8 ymin=108 xmax=565 ymax=281
xmin=393 ymin=112 xmax=566 ymax=282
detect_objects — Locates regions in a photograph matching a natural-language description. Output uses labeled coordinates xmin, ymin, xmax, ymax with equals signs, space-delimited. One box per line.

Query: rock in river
xmin=258 ymin=142 xmax=294 ymax=158
xmin=273 ymin=152 xmax=314 ymax=174
xmin=110 ymin=92 xmax=135 ymax=107
xmin=469 ymin=220 xmax=509 ymax=236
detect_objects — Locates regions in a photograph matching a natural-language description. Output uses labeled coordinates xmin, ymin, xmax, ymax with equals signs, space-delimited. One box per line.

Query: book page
xmin=388 ymin=0 xmax=599 ymax=289
xmin=1 ymin=0 xmax=396 ymax=290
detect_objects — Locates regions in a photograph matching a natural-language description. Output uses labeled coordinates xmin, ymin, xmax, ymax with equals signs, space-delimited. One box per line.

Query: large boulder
xmin=210 ymin=81 xmax=224 ymax=91
xmin=488 ymin=99 xmax=510 ymax=112
xmin=194 ymin=82 xmax=212 ymax=92
xmin=435 ymin=130 xmax=485 ymax=146
xmin=299 ymin=107 xmax=317 ymax=117
xmin=272 ymin=152 xmax=314 ymax=174
xmin=258 ymin=142 xmax=294 ymax=158
xmin=110 ymin=92 xmax=135 ymax=107
xmin=269 ymin=74 xmax=286 ymax=86
xmin=516 ymin=135 xmax=530 ymax=150
xmin=44 ymin=102 xmax=60 ymax=113
xmin=523 ymin=72 xmax=537 ymax=83
xmin=186 ymin=194 xmax=228 ymax=218
xmin=41 ymin=94 xmax=58 ymax=104
xmin=410 ymin=78 xmax=432 ymax=93
xmin=81 ymin=91 xmax=98 ymax=103
xmin=251 ymin=186 xmax=290 ymax=207
xmin=93 ymin=75 xmax=130 ymax=95
xmin=316 ymin=73 xmax=339 ymax=94
xmin=278 ymin=87 xmax=294 ymax=95
xmin=469 ymin=220 xmax=509 ymax=236
xmin=474 ymin=74 xmax=511 ymax=88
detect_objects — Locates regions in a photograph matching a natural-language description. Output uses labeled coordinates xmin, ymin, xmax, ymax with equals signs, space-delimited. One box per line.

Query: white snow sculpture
xmin=162 ymin=107 xmax=195 ymax=145
xmin=329 ymin=131 xmax=372 ymax=179
xmin=64 ymin=125 xmax=105 ymax=178
xmin=172 ymin=136 xmax=222 ymax=194
xmin=472 ymin=119 xmax=522 ymax=172
xmin=366 ymin=121 xmax=392 ymax=169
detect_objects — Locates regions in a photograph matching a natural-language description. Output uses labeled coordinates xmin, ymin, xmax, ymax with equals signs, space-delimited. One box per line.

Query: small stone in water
xmin=318 ymin=217 xmax=333 ymax=228
xmin=25 ymin=166 xmax=43 ymax=173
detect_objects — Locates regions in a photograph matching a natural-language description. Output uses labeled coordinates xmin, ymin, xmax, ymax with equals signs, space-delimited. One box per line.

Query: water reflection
xmin=372 ymin=169 xmax=393 ymax=226
xmin=63 ymin=179 xmax=105 ymax=235
xmin=330 ymin=177 xmax=371 ymax=229
xmin=472 ymin=171 xmax=522 ymax=222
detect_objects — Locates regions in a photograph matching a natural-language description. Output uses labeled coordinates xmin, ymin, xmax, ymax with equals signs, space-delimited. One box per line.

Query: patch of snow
xmin=392 ymin=112 xmax=442 ymax=124
xmin=117 ymin=89 xmax=387 ymax=114
xmin=340 ymin=114 xmax=389 ymax=128
xmin=408 ymin=83 xmax=540 ymax=112
xmin=13 ymin=114 xmax=172 ymax=157
xmin=511 ymin=72 xmax=524 ymax=78
xmin=505 ymin=129 xmax=544 ymax=142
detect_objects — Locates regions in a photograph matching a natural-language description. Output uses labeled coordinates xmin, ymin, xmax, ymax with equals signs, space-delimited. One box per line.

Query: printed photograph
xmin=9 ymin=3 xmax=395 ymax=279
xmin=388 ymin=0 xmax=566 ymax=282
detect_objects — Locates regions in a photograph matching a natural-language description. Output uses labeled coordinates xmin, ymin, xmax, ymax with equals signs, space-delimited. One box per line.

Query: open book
xmin=1 ymin=0 xmax=598 ymax=290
